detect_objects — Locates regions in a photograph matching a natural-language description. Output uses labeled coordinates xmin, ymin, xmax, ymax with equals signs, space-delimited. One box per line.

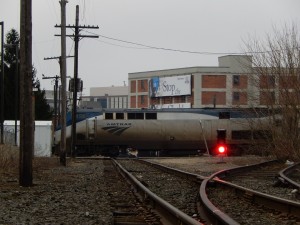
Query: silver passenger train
xmin=54 ymin=108 xmax=270 ymax=156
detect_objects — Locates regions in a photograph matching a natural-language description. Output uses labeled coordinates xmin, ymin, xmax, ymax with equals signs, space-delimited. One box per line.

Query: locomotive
xmin=53 ymin=108 xmax=270 ymax=157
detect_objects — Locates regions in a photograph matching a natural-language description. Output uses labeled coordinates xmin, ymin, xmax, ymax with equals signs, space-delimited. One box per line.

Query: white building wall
xmin=4 ymin=121 xmax=53 ymax=157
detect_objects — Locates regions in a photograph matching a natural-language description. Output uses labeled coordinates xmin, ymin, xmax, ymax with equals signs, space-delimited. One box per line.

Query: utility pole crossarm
xmin=55 ymin=24 xmax=99 ymax=40
xmin=55 ymin=34 xmax=99 ymax=38
xmin=42 ymin=74 xmax=59 ymax=79
xmin=44 ymin=56 xmax=74 ymax=60
xmin=55 ymin=24 xmax=99 ymax=29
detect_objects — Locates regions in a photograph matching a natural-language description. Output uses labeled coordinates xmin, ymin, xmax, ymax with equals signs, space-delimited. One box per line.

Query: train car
xmin=54 ymin=108 xmax=270 ymax=156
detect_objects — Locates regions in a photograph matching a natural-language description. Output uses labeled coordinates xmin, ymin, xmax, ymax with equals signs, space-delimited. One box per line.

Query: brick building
xmin=128 ymin=55 xmax=257 ymax=109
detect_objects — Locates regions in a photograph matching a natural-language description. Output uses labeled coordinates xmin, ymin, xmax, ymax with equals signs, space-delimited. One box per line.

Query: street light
xmin=4 ymin=44 xmax=19 ymax=146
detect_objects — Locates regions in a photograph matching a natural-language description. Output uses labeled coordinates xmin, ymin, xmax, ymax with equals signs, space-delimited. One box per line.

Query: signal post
xmin=216 ymin=129 xmax=227 ymax=163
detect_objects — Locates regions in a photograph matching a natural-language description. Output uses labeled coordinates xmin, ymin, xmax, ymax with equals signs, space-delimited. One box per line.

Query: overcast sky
xmin=1 ymin=0 xmax=300 ymax=95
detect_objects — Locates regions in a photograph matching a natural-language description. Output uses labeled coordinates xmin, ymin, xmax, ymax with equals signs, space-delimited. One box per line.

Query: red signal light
xmin=217 ymin=144 xmax=227 ymax=154
xmin=218 ymin=146 xmax=225 ymax=153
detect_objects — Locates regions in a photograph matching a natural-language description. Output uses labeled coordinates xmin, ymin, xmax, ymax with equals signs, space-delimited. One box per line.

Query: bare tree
xmin=245 ymin=24 xmax=300 ymax=161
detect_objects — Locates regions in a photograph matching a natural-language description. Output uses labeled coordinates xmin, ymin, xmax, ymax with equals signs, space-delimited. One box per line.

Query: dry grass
xmin=0 ymin=144 xmax=19 ymax=173
xmin=0 ymin=145 xmax=62 ymax=175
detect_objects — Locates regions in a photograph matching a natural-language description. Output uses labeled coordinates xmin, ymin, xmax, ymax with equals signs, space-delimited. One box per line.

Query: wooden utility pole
xmin=59 ymin=0 xmax=68 ymax=166
xmin=71 ymin=5 xmax=80 ymax=158
xmin=43 ymin=55 xmax=73 ymax=131
xmin=0 ymin=21 xmax=4 ymax=145
xmin=42 ymin=74 xmax=60 ymax=131
xmin=19 ymin=0 xmax=33 ymax=186
xmin=56 ymin=5 xmax=98 ymax=157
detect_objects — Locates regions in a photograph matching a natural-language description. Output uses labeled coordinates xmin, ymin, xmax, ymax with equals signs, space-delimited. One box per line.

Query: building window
xmin=233 ymin=75 xmax=240 ymax=85
xmin=233 ymin=92 xmax=240 ymax=101
xmin=181 ymin=96 xmax=186 ymax=102
xmin=130 ymin=80 xmax=136 ymax=93
xmin=268 ymin=76 xmax=275 ymax=87
xmin=98 ymin=99 xmax=107 ymax=108
xmin=141 ymin=80 xmax=145 ymax=91
xmin=141 ymin=95 xmax=145 ymax=104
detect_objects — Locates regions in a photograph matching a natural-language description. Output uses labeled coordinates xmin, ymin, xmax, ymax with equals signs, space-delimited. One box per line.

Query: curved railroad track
xmin=279 ymin=162 xmax=300 ymax=198
xmin=114 ymin=158 xmax=245 ymax=225
xmin=202 ymin=160 xmax=300 ymax=225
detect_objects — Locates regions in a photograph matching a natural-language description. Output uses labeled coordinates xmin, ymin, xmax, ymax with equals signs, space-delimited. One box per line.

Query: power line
xmin=93 ymin=38 xmax=151 ymax=49
xmin=83 ymin=30 xmax=258 ymax=55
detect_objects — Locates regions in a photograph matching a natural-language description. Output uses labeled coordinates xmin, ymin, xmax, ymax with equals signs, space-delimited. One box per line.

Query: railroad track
xmin=222 ymin=161 xmax=299 ymax=202
xmin=279 ymin=162 xmax=300 ymax=198
xmin=114 ymin=158 xmax=244 ymax=225
xmin=102 ymin=159 xmax=161 ymax=225
xmin=115 ymin=158 xmax=205 ymax=224
xmin=203 ymin=160 xmax=300 ymax=225
xmin=108 ymin=156 xmax=300 ymax=224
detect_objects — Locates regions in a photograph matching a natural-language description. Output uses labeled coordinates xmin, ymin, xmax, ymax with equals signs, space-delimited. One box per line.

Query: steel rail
xmin=134 ymin=158 xmax=240 ymax=224
xmin=112 ymin=159 xmax=203 ymax=225
xmin=199 ymin=179 xmax=240 ymax=225
xmin=198 ymin=160 xmax=278 ymax=225
xmin=212 ymin=177 xmax=300 ymax=217
xmin=199 ymin=160 xmax=300 ymax=224
xmin=279 ymin=162 xmax=300 ymax=190
xmin=209 ymin=159 xmax=279 ymax=180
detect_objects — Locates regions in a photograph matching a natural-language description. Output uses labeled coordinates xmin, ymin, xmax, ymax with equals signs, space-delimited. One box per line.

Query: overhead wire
xmin=83 ymin=30 xmax=267 ymax=55
xmin=92 ymin=38 xmax=152 ymax=50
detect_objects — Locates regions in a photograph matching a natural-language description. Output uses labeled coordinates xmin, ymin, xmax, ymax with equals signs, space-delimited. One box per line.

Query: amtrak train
xmin=53 ymin=108 xmax=271 ymax=157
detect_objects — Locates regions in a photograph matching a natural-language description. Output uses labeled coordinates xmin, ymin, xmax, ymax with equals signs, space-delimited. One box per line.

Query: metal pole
xmin=60 ymin=0 xmax=68 ymax=166
xmin=0 ymin=21 xmax=4 ymax=144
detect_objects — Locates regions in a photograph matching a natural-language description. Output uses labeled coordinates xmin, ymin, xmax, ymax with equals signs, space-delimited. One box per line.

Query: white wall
xmin=4 ymin=121 xmax=53 ymax=157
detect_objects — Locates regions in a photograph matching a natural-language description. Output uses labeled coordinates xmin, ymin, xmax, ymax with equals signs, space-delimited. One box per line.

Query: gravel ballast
xmin=0 ymin=155 xmax=274 ymax=224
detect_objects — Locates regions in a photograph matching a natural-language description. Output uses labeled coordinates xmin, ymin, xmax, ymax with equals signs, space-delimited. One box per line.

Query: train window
xmin=105 ymin=113 xmax=113 ymax=120
xmin=232 ymin=130 xmax=252 ymax=140
xmin=128 ymin=113 xmax=144 ymax=119
xmin=116 ymin=113 xmax=124 ymax=120
xmin=219 ymin=112 xmax=230 ymax=119
xmin=136 ymin=113 xmax=144 ymax=119
xmin=128 ymin=113 xmax=135 ymax=119
xmin=145 ymin=113 xmax=157 ymax=120
xmin=253 ymin=130 xmax=272 ymax=139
